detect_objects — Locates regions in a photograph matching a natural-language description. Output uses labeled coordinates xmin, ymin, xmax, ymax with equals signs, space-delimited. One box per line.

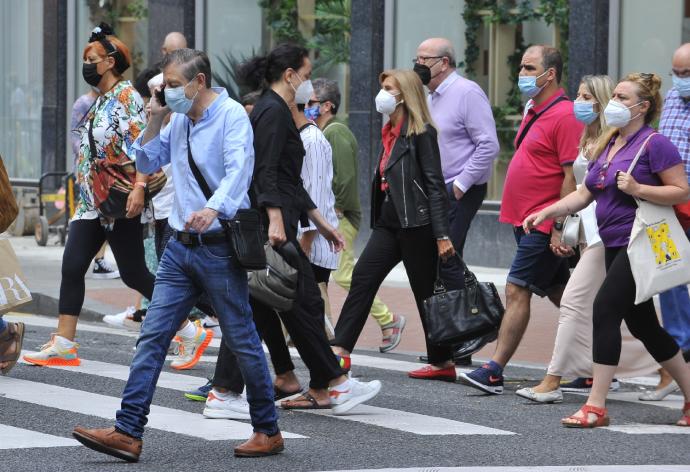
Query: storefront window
xmin=205 ymin=0 xmax=264 ymax=100
xmin=0 ymin=0 xmax=43 ymax=179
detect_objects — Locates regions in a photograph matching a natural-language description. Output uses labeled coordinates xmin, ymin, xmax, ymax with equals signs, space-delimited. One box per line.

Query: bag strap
xmin=186 ymin=122 xmax=214 ymax=200
xmin=433 ymin=254 xmax=477 ymax=294
xmin=625 ymin=132 xmax=657 ymax=174
xmin=515 ymin=96 xmax=569 ymax=150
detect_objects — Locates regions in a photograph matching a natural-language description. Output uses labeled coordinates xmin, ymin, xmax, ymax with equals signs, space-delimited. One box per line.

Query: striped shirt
xmin=659 ymin=88 xmax=690 ymax=182
xmin=298 ymin=123 xmax=339 ymax=270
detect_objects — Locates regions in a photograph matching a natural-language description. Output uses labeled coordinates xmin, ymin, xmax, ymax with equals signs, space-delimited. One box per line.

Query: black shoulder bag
xmin=186 ymin=124 xmax=266 ymax=270
xmin=422 ymin=255 xmax=505 ymax=346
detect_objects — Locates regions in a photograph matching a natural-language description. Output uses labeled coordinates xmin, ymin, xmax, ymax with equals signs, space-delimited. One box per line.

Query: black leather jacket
xmin=371 ymin=121 xmax=450 ymax=238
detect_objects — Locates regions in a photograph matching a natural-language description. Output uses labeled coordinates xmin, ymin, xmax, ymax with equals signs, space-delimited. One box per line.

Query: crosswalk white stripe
xmin=19 ymin=352 xmax=511 ymax=436
xmin=20 ymin=352 xmax=204 ymax=392
xmin=0 ymin=424 xmax=80 ymax=449
xmin=306 ymin=405 xmax=514 ymax=436
xmin=318 ymin=467 xmax=690 ymax=472
xmin=0 ymin=377 xmax=306 ymax=440
xmin=572 ymin=391 xmax=685 ymax=410
xmin=604 ymin=424 xmax=690 ymax=435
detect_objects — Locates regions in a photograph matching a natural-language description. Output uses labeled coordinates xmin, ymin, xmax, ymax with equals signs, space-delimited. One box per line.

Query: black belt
xmin=173 ymin=230 xmax=226 ymax=246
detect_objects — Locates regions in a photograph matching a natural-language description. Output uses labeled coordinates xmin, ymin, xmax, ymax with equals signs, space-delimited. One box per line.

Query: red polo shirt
xmin=499 ymin=89 xmax=583 ymax=233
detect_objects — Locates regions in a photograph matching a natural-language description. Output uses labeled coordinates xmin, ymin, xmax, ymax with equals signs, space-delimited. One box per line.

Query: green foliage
xmin=258 ymin=0 xmax=351 ymax=73
xmin=461 ymin=0 xmax=569 ymax=154
xmin=211 ymin=50 xmax=259 ymax=102
xmin=259 ymin=0 xmax=306 ymax=45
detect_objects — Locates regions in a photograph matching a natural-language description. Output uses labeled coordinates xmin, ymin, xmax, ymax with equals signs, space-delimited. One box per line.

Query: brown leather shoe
xmin=234 ymin=431 xmax=284 ymax=457
xmin=72 ymin=426 xmax=142 ymax=462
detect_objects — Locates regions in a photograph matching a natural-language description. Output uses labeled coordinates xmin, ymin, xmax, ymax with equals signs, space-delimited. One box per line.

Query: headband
xmin=88 ymin=22 xmax=129 ymax=74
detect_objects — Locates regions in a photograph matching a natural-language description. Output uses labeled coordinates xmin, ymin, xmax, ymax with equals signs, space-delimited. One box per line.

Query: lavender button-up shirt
xmin=428 ymin=72 xmax=499 ymax=192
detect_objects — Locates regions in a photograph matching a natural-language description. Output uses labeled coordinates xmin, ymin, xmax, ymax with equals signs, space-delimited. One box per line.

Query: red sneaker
xmin=408 ymin=365 xmax=456 ymax=382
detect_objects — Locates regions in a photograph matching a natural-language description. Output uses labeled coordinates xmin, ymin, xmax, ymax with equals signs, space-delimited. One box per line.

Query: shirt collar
xmin=528 ymin=88 xmax=567 ymax=114
xmin=100 ymin=80 xmax=129 ymax=100
xmin=382 ymin=116 xmax=404 ymax=138
xmin=433 ymin=71 xmax=459 ymax=96
xmin=198 ymin=87 xmax=228 ymax=121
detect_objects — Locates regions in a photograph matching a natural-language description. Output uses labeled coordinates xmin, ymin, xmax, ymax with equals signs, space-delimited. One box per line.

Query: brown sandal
xmin=0 ymin=321 xmax=25 ymax=375
xmin=280 ymin=392 xmax=331 ymax=410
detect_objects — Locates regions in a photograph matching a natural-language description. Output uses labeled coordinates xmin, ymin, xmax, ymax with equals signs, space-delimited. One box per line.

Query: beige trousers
xmin=547 ymin=244 xmax=659 ymax=378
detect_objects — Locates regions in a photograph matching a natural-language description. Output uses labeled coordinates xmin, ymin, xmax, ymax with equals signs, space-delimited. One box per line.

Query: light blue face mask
xmin=164 ymin=80 xmax=199 ymax=114
xmin=672 ymin=74 xmax=690 ymax=98
xmin=518 ymin=70 xmax=549 ymax=98
xmin=573 ymin=101 xmax=599 ymax=125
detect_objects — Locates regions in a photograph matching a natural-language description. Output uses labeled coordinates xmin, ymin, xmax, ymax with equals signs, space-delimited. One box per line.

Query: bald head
xmin=673 ymin=43 xmax=690 ymax=72
xmin=416 ymin=37 xmax=456 ymax=91
xmin=417 ymin=38 xmax=456 ymax=66
xmin=161 ymin=32 xmax=187 ymax=55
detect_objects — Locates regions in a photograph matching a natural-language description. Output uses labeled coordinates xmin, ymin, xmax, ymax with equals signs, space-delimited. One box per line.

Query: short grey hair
xmin=313 ymin=78 xmax=341 ymax=114
xmin=437 ymin=43 xmax=456 ymax=67
xmin=161 ymin=48 xmax=212 ymax=88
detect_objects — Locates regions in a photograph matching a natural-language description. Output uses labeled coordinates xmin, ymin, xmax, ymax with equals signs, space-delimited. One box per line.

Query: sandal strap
xmin=302 ymin=392 xmax=319 ymax=408
xmin=581 ymin=404 xmax=607 ymax=418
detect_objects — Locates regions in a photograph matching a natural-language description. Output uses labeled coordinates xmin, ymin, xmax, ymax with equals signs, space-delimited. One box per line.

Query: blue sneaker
xmin=184 ymin=379 xmax=213 ymax=401
xmin=458 ymin=363 xmax=504 ymax=394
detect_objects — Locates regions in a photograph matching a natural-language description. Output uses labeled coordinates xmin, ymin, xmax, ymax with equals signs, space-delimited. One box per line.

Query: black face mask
xmin=413 ymin=63 xmax=431 ymax=86
xmin=82 ymin=63 xmax=103 ymax=87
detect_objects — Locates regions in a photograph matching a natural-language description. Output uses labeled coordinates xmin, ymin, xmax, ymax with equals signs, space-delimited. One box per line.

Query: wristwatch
xmin=553 ymin=220 xmax=564 ymax=231
xmin=438 ymin=236 xmax=450 ymax=241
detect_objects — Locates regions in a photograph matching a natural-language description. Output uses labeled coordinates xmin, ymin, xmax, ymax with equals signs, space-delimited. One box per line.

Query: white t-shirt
xmin=573 ymin=151 xmax=602 ymax=248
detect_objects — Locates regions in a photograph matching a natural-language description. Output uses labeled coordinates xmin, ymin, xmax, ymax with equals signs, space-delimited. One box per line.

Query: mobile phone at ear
xmin=155 ymin=85 xmax=166 ymax=106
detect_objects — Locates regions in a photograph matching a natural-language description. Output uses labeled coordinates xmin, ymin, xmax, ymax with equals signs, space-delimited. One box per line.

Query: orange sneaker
xmin=23 ymin=334 xmax=80 ymax=367
xmin=170 ymin=326 xmax=213 ymax=370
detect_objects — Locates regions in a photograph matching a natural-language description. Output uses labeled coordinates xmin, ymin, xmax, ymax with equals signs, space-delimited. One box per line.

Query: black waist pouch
xmin=221 ymin=208 xmax=267 ymax=270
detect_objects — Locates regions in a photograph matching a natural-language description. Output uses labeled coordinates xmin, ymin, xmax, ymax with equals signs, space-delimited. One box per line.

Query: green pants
xmin=333 ymin=216 xmax=394 ymax=327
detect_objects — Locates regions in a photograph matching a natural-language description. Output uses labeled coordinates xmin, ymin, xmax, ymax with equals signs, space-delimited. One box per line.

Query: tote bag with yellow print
xmin=627 ymin=134 xmax=690 ymax=304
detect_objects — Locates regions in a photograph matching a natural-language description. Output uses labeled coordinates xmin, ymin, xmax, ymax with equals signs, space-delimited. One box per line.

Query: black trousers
xmin=251 ymin=241 xmax=344 ymax=389
xmin=154 ymin=218 xmax=215 ymax=318
xmin=213 ymin=340 xmax=246 ymax=393
xmin=59 ymin=218 xmax=154 ymax=315
xmin=592 ymin=246 xmax=680 ymax=365
xmin=333 ymin=223 xmax=455 ymax=364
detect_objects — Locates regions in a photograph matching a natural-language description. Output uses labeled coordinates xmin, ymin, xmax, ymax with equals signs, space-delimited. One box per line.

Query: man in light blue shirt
xmin=71 ymin=49 xmax=283 ymax=462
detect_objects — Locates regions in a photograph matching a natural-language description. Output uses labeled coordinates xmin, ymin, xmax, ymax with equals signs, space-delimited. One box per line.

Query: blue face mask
xmin=672 ymin=74 xmax=690 ymax=98
xmin=573 ymin=101 xmax=599 ymax=125
xmin=518 ymin=70 xmax=549 ymax=98
xmin=164 ymin=80 xmax=199 ymax=114
xmin=304 ymin=105 xmax=320 ymax=121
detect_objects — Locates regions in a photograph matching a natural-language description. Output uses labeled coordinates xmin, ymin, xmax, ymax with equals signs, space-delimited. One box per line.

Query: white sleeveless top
xmin=573 ymin=151 xmax=602 ymax=248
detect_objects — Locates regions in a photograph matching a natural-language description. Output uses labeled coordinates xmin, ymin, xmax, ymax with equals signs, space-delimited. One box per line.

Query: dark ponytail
xmin=238 ymin=43 xmax=309 ymax=91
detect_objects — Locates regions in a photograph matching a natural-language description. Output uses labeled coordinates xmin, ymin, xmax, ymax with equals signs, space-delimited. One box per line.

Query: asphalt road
xmin=1 ymin=313 xmax=689 ymax=472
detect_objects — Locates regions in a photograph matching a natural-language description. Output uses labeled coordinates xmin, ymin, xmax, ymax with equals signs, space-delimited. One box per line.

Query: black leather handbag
xmin=423 ymin=255 xmax=505 ymax=346
xmin=247 ymin=242 xmax=300 ymax=311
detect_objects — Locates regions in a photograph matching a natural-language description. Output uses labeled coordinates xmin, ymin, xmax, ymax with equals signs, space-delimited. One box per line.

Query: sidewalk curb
xmin=15 ymin=292 xmax=107 ymax=323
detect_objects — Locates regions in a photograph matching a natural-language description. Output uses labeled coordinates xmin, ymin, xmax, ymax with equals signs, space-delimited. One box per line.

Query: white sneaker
xmin=329 ymin=378 xmax=382 ymax=415
xmin=203 ymin=390 xmax=251 ymax=420
xmin=200 ymin=316 xmax=222 ymax=338
xmin=92 ymin=258 xmax=120 ymax=279
xmin=103 ymin=307 xmax=145 ymax=331
xmin=639 ymin=381 xmax=680 ymax=401
xmin=515 ymin=387 xmax=563 ymax=403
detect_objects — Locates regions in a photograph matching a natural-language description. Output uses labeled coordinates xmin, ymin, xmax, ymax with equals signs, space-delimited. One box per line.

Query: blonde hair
xmin=379 ymin=69 xmax=435 ymax=136
xmin=579 ymin=75 xmax=614 ymax=159
xmin=590 ymin=72 xmax=664 ymax=159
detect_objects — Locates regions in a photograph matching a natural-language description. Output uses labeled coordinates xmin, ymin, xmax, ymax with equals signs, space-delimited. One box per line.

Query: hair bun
xmin=646 ymin=73 xmax=663 ymax=97
xmin=89 ymin=22 xmax=115 ymax=42
xmin=237 ymin=56 xmax=269 ymax=91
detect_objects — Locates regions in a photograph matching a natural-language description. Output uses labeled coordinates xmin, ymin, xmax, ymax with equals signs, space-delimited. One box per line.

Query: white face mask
xmin=603 ymin=99 xmax=643 ymax=128
xmin=375 ymin=89 xmax=401 ymax=115
xmin=289 ymin=71 xmax=313 ymax=105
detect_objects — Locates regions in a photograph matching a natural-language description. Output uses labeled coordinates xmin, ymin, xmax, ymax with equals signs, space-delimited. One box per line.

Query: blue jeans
xmin=115 ymin=238 xmax=278 ymax=438
xmin=0 ymin=317 xmax=6 ymax=332
xmin=658 ymin=228 xmax=690 ymax=352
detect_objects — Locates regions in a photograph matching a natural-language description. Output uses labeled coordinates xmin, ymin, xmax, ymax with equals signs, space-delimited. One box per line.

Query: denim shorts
xmin=507 ymin=226 xmax=570 ymax=297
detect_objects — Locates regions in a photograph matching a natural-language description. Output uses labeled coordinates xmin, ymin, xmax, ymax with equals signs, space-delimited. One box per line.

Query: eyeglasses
xmin=412 ymin=55 xmax=443 ymax=65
